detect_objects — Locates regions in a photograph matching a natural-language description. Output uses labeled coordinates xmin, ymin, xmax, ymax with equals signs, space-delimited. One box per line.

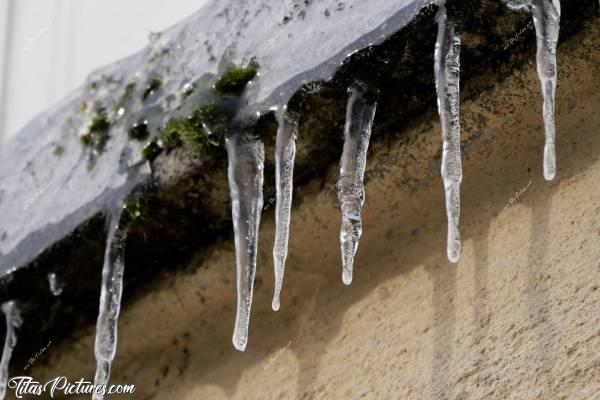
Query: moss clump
xmin=142 ymin=141 xmax=161 ymax=162
xmin=193 ymin=103 xmax=228 ymax=141
xmin=129 ymin=120 xmax=149 ymax=140
xmin=214 ymin=59 xmax=259 ymax=95
xmin=159 ymin=117 xmax=209 ymax=155
xmin=114 ymin=83 xmax=136 ymax=112
xmin=159 ymin=120 xmax=185 ymax=150
xmin=121 ymin=198 xmax=146 ymax=228
xmin=142 ymin=77 xmax=162 ymax=101
xmin=80 ymin=112 xmax=110 ymax=152
xmin=157 ymin=104 xmax=227 ymax=156
xmin=89 ymin=114 xmax=110 ymax=132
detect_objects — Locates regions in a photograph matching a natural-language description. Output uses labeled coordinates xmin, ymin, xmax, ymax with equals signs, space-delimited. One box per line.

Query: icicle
xmin=435 ymin=1 xmax=462 ymax=263
xmin=47 ymin=272 xmax=63 ymax=296
xmin=272 ymin=107 xmax=299 ymax=311
xmin=507 ymin=0 xmax=561 ymax=180
xmin=93 ymin=206 xmax=128 ymax=400
xmin=0 ymin=301 xmax=21 ymax=400
xmin=336 ymin=84 xmax=377 ymax=285
xmin=226 ymin=133 xmax=265 ymax=352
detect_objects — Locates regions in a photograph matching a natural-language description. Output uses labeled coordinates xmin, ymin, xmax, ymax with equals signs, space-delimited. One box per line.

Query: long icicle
xmin=507 ymin=0 xmax=561 ymax=180
xmin=226 ymin=133 xmax=265 ymax=352
xmin=0 ymin=302 xmax=21 ymax=400
xmin=435 ymin=1 xmax=462 ymax=263
xmin=535 ymin=1 xmax=561 ymax=181
xmin=337 ymin=84 xmax=377 ymax=285
xmin=272 ymin=107 xmax=299 ymax=311
xmin=93 ymin=205 xmax=128 ymax=400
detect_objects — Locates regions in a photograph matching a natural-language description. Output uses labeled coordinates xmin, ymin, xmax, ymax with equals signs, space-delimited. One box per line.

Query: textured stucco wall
xmin=23 ymin=17 xmax=600 ymax=400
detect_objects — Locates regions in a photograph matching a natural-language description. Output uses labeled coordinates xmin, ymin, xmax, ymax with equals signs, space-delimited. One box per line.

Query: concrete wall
xmin=0 ymin=0 xmax=208 ymax=143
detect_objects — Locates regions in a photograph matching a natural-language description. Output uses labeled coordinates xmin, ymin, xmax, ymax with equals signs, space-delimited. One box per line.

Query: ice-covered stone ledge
xmin=0 ymin=0 xmax=595 ymax=389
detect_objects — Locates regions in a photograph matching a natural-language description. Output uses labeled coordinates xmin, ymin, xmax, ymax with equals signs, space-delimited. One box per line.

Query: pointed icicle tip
xmin=342 ymin=269 xmax=353 ymax=286
xmin=272 ymin=298 xmax=281 ymax=312
xmin=232 ymin=336 xmax=248 ymax=352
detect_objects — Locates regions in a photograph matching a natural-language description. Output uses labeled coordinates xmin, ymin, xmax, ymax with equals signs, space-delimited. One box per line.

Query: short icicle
xmin=336 ymin=83 xmax=377 ymax=285
xmin=435 ymin=1 xmax=463 ymax=263
xmin=507 ymin=0 xmax=561 ymax=180
xmin=48 ymin=272 xmax=63 ymax=296
xmin=272 ymin=106 xmax=299 ymax=311
xmin=93 ymin=205 xmax=128 ymax=400
xmin=226 ymin=133 xmax=265 ymax=351
xmin=0 ymin=301 xmax=22 ymax=400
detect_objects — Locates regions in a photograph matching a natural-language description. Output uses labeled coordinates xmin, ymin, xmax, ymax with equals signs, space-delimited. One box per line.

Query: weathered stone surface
xmin=26 ymin=15 xmax=600 ymax=399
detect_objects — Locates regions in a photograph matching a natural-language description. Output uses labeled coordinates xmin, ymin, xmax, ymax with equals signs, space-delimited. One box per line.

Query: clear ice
xmin=226 ymin=134 xmax=265 ymax=352
xmin=336 ymin=84 xmax=377 ymax=285
xmin=506 ymin=0 xmax=561 ymax=180
xmin=0 ymin=302 xmax=21 ymax=400
xmin=93 ymin=206 xmax=128 ymax=399
xmin=272 ymin=107 xmax=299 ymax=311
xmin=435 ymin=1 xmax=463 ymax=263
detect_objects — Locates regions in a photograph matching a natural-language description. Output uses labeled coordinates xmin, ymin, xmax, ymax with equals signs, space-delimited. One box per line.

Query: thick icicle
xmin=507 ymin=0 xmax=561 ymax=180
xmin=435 ymin=2 xmax=463 ymax=263
xmin=226 ymin=133 xmax=265 ymax=352
xmin=93 ymin=206 xmax=128 ymax=400
xmin=336 ymin=84 xmax=377 ymax=285
xmin=272 ymin=107 xmax=299 ymax=311
xmin=0 ymin=302 xmax=21 ymax=400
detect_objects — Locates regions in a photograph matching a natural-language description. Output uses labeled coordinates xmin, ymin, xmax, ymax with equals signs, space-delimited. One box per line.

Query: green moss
xmin=129 ymin=120 xmax=149 ymax=141
xmin=114 ymin=83 xmax=136 ymax=112
xmin=160 ymin=117 xmax=207 ymax=155
xmin=214 ymin=59 xmax=259 ymax=95
xmin=192 ymin=103 xmax=228 ymax=142
xmin=81 ymin=111 xmax=110 ymax=153
xmin=178 ymin=121 xmax=210 ymax=156
xmin=53 ymin=145 xmax=65 ymax=156
xmin=89 ymin=114 xmax=110 ymax=133
xmin=142 ymin=141 xmax=162 ymax=162
xmin=142 ymin=77 xmax=162 ymax=101
xmin=159 ymin=120 xmax=185 ymax=149
xmin=121 ymin=198 xmax=146 ymax=228
xmin=80 ymin=133 xmax=92 ymax=145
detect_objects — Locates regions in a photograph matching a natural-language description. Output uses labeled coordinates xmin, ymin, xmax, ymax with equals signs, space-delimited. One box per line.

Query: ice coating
xmin=272 ymin=107 xmax=299 ymax=311
xmin=434 ymin=2 xmax=463 ymax=263
xmin=93 ymin=206 xmax=128 ymax=399
xmin=336 ymin=84 xmax=377 ymax=285
xmin=226 ymin=134 xmax=265 ymax=352
xmin=506 ymin=0 xmax=561 ymax=180
xmin=0 ymin=302 xmax=22 ymax=400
